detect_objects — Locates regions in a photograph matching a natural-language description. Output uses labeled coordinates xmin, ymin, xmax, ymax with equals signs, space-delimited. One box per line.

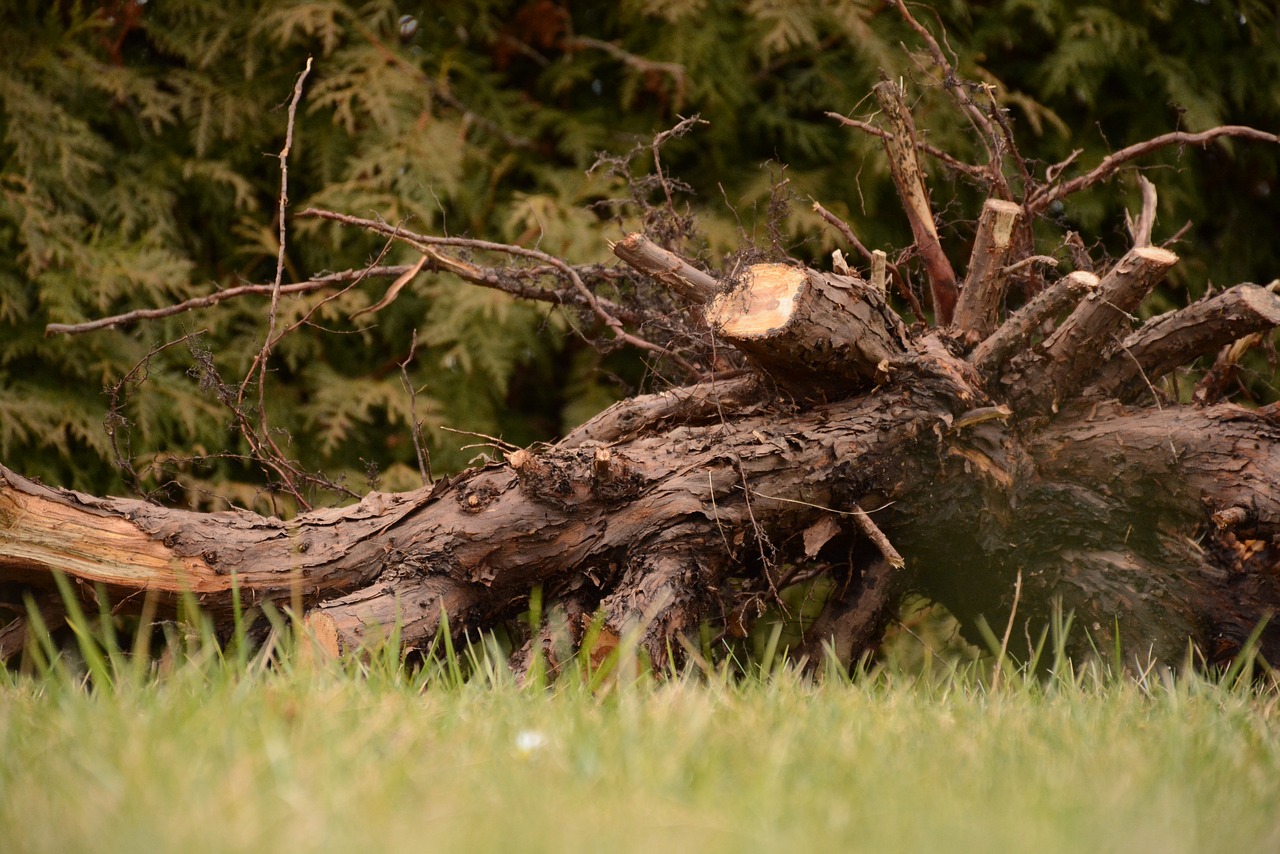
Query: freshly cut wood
xmin=952 ymin=199 xmax=1023 ymax=343
xmin=705 ymin=262 xmax=908 ymax=395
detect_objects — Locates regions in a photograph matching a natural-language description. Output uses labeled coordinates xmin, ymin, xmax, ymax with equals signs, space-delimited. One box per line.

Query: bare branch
xmin=398 ymin=329 xmax=433 ymax=487
xmin=824 ymin=112 xmax=987 ymax=180
xmin=649 ymin=115 xmax=707 ymax=226
xmin=241 ymin=56 xmax=314 ymax=510
xmin=889 ymin=0 xmax=1009 ymax=198
xmin=851 ymin=504 xmax=905 ymax=569
xmin=1028 ymin=126 xmax=1280 ymax=214
xmin=1087 ymin=284 xmax=1280 ymax=402
xmin=610 ymin=232 xmax=718 ymax=304
xmin=970 ymin=271 xmax=1098 ymax=377
xmin=1013 ymin=248 xmax=1179 ymax=412
xmin=873 ymin=79 xmax=959 ymax=324
xmin=45 ymin=267 xmax=400 ymax=336
xmin=299 ymin=208 xmax=706 ymax=380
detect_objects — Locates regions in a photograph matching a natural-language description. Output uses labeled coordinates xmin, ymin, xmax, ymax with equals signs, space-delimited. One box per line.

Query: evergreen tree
xmin=1 ymin=0 xmax=1276 ymax=508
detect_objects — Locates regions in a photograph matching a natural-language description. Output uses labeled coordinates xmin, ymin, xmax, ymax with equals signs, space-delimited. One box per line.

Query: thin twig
xmin=811 ymin=199 xmax=927 ymax=320
xmin=439 ymin=425 xmax=520 ymax=452
xmin=824 ymin=112 xmax=987 ymax=180
xmin=105 ymin=331 xmax=208 ymax=494
xmin=243 ymin=57 xmax=313 ymax=508
xmin=850 ymin=504 xmax=905 ymax=569
xmin=300 ymin=208 xmax=704 ymax=379
xmin=890 ymin=0 xmax=1009 ymax=198
xmin=399 ymin=330 xmax=434 ymax=487
xmin=649 ymin=115 xmax=707 ymax=222
xmin=265 ymin=57 xmax=313 ymax=365
xmin=45 ymin=266 xmax=416 ymax=336
xmin=991 ymin=568 xmax=1022 ymax=692
xmin=351 ymin=254 xmax=428 ymax=319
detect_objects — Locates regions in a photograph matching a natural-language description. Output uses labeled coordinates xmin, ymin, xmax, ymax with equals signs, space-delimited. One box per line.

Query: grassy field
xmin=2 ymin=613 xmax=1279 ymax=854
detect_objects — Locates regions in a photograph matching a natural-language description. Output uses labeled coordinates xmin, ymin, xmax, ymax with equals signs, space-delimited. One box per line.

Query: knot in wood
xmin=506 ymin=448 xmax=576 ymax=504
xmin=457 ymin=483 xmax=499 ymax=513
xmin=590 ymin=447 xmax=643 ymax=503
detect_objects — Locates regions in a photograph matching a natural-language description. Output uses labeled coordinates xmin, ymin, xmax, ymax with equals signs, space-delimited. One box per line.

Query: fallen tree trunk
xmin=4 ymin=259 xmax=1279 ymax=668
xmin=5 ymin=44 xmax=1280 ymax=672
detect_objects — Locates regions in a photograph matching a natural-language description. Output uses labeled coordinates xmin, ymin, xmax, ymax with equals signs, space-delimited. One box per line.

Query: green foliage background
xmin=2 ymin=0 xmax=1277 ymax=509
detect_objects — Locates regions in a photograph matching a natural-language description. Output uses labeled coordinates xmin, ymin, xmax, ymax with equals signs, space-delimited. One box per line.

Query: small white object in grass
xmin=515 ymin=730 xmax=547 ymax=756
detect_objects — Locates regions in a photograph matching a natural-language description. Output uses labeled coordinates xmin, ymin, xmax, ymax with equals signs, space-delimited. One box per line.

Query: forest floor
xmin=2 ymin=611 xmax=1279 ymax=854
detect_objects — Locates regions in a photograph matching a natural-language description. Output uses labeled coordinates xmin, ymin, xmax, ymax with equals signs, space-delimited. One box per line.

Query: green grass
xmin=2 ymin=613 xmax=1279 ymax=854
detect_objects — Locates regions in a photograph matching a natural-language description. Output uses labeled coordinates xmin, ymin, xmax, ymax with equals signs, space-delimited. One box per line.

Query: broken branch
xmin=1087 ymin=284 xmax=1280 ymax=402
xmin=952 ymin=198 xmax=1023 ymax=343
xmin=872 ymin=79 xmax=960 ymax=324
xmin=610 ymin=232 xmax=719 ymax=304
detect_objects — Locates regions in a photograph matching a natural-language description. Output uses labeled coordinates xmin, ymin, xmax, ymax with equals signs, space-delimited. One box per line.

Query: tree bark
xmin=5 ymin=282 xmax=1278 ymax=668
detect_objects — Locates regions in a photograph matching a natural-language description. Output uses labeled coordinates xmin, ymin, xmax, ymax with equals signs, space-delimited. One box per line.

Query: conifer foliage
xmin=2 ymin=0 xmax=1277 ymax=511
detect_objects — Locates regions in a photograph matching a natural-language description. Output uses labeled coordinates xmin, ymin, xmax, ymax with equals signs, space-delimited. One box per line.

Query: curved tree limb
xmin=1028 ymin=127 xmax=1280 ymax=216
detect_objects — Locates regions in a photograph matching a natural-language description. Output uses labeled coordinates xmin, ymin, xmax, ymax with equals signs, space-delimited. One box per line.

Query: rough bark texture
xmin=5 ymin=303 xmax=1277 ymax=668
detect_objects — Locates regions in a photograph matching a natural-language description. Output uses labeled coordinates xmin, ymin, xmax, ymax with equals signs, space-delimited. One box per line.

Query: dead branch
xmin=970 ymin=271 xmax=1098 ymax=378
xmin=299 ymin=208 xmax=705 ymax=379
xmin=45 ymin=267 xmax=408 ymax=336
xmin=1087 ymin=284 xmax=1280 ymax=402
xmin=952 ymin=199 xmax=1022 ymax=343
xmin=350 ymin=255 xmax=428 ymax=319
xmin=1028 ymin=126 xmax=1280 ymax=215
xmin=610 ymin=232 xmax=719 ymax=304
xmin=850 ymin=504 xmax=904 ymax=569
xmin=889 ymin=0 xmax=1010 ymax=199
xmin=824 ymin=112 xmax=986 ymax=181
xmin=872 ymin=79 xmax=960 ymax=324
xmin=1010 ymin=247 xmax=1178 ymax=412
xmin=239 ymin=57 xmax=315 ymax=510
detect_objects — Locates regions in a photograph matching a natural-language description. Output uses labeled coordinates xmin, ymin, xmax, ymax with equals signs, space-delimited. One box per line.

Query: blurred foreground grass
xmin=1 ymin=606 xmax=1278 ymax=854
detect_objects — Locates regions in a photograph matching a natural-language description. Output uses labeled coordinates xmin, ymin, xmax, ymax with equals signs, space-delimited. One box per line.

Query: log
xmin=0 ymin=351 xmax=972 ymax=663
xmin=704 ymin=262 xmax=909 ymax=396
xmin=6 ymin=312 xmax=1278 ymax=670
